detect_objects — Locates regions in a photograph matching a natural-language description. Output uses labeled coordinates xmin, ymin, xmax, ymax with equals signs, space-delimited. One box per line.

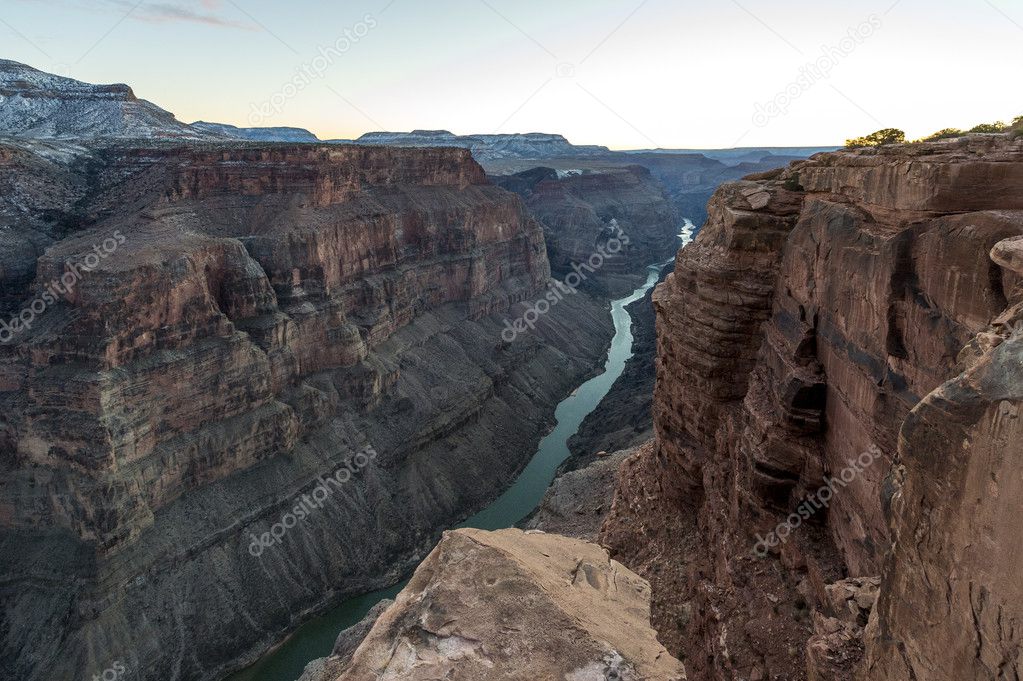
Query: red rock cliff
xmin=0 ymin=142 xmax=614 ymax=681
xmin=602 ymin=136 xmax=1023 ymax=680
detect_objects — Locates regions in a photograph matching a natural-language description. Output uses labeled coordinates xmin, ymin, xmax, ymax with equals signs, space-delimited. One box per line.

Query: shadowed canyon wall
xmin=491 ymin=165 xmax=680 ymax=297
xmin=0 ymin=141 xmax=615 ymax=681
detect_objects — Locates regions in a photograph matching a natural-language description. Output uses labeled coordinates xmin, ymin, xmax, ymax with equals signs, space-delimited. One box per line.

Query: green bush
xmin=912 ymin=117 xmax=1023 ymax=143
xmin=1011 ymin=117 xmax=1023 ymax=140
xmin=845 ymin=128 xmax=906 ymax=149
xmin=969 ymin=122 xmax=1007 ymax=133
xmin=919 ymin=128 xmax=964 ymax=142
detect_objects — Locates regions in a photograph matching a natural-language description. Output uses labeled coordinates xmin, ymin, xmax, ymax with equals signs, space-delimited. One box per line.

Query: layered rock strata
xmin=602 ymin=136 xmax=1023 ymax=680
xmin=0 ymin=141 xmax=614 ymax=681
xmin=862 ymin=234 xmax=1023 ymax=679
xmin=492 ymin=166 xmax=680 ymax=297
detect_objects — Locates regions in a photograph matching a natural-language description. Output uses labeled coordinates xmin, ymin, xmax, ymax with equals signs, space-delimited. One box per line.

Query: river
xmin=226 ymin=220 xmax=695 ymax=681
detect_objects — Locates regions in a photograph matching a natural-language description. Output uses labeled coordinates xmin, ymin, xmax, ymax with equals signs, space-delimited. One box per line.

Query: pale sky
xmin=1 ymin=0 xmax=1020 ymax=148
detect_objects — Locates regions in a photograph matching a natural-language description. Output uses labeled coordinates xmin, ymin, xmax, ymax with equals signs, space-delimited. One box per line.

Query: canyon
xmin=0 ymin=62 xmax=698 ymax=681
xmin=491 ymin=165 xmax=680 ymax=296
xmin=6 ymin=57 xmax=1020 ymax=681
xmin=296 ymin=133 xmax=1023 ymax=681
xmin=0 ymin=138 xmax=621 ymax=681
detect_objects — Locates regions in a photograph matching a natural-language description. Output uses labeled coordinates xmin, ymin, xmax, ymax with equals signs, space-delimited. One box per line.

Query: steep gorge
xmin=0 ymin=141 xmax=615 ymax=681
xmin=601 ymin=135 xmax=1023 ymax=680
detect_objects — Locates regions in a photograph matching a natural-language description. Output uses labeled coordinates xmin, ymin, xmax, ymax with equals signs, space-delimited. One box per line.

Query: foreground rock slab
xmin=324 ymin=528 xmax=685 ymax=680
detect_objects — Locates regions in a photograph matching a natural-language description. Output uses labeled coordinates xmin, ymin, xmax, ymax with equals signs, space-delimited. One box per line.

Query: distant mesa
xmin=336 ymin=130 xmax=612 ymax=161
xmin=0 ymin=59 xmax=836 ymax=173
xmin=190 ymin=121 xmax=320 ymax=143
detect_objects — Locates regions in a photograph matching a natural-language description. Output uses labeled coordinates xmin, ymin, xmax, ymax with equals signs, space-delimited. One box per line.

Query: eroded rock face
xmin=602 ymin=136 xmax=1023 ymax=680
xmin=525 ymin=448 xmax=632 ymax=541
xmin=322 ymin=528 xmax=685 ymax=681
xmin=861 ymin=254 xmax=1023 ymax=680
xmin=492 ymin=166 xmax=680 ymax=297
xmin=0 ymin=142 xmax=614 ymax=681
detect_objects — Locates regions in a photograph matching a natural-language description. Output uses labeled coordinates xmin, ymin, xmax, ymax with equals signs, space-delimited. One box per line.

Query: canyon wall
xmin=602 ymin=136 xmax=1023 ymax=679
xmin=0 ymin=142 xmax=614 ymax=681
xmin=482 ymin=149 xmax=827 ymax=233
xmin=492 ymin=165 xmax=680 ymax=297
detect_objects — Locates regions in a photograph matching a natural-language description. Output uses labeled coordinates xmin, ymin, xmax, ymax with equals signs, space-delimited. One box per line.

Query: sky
xmin=1 ymin=0 xmax=1021 ymax=149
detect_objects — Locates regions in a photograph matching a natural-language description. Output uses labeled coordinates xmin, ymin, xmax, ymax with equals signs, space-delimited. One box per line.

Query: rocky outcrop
xmin=602 ymin=135 xmax=1023 ymax=680
xmin=525 ymin=448 xmax=632 ymax=541
xmin=492 ymin=166 xmax=679 ymax=297
xmin=298 ymin=600 xmax=394 ymax=681
xmin=309 ymin=528 xmax=685 ymax=680
xmin=0 ymin=141 xmax=615 ymax=681
xmin=806 ymin=577 xmax=878 ymax=681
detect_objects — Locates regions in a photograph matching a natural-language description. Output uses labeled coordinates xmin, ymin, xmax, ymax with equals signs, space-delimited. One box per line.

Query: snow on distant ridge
xmin=0 ymin=61 xmax=611 ymax=159
xmin=0 ymin=59 xmax=217 ymax=141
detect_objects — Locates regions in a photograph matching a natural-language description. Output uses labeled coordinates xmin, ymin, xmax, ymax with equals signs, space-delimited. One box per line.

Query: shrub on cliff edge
xmin=845 ymin=128 xmax=906 ymax=149
xmin=1012 ymin=116 xmax=1023 ymax=140
xmin=919 ymin=128 xmax=965 ymax=142
xmin=969 ymin=122 xmax=1007 ymax=133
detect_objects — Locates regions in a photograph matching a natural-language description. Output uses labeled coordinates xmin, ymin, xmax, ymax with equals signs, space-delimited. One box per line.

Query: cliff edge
xmin=602 ymin=135 xmax=1023 ymax=680
xmin=308 ymin=528 xmax=685 ymax=681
